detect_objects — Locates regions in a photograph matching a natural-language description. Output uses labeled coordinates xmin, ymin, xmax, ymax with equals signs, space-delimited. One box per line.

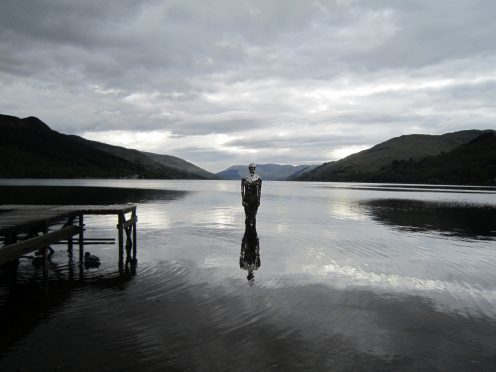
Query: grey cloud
xmin=2 ymin=1 xmax=496 ymax=83
xmin=0 ymin=1 xmax=394 ymax=87
xmin=224 ymin=133 xmax=371 ymax=150
xmin=167 ymin=118 xmax=265 ymax=136
xmin=358 ymin=0 xmax=496 ymax=69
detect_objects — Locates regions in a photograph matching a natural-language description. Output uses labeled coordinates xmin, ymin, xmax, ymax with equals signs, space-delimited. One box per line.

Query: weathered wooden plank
xmin=55 ymin=205 xmax=136 ymax=214
xmin=0 ymin=210 xmax=79 ymax=235
xmin=0 ymin=205 xmax=60 ymax=211
xmin=0 ymin=225 xmax=80 ymax=265
xmin=1 ymin=204 xmax=137 ymax=215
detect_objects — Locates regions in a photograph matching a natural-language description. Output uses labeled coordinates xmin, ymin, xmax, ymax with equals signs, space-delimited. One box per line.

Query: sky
xmin=1 ymin=0 xmax=496 ymax=173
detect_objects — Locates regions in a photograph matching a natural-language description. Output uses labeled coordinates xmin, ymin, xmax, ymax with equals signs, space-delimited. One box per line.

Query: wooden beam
xmin=132 ymin=210 xmax=137 ymax=260
xmin=0 ymin=225 xmax=80 ymax=265
xmin=121 ymin=215 xmax=138 ymax=229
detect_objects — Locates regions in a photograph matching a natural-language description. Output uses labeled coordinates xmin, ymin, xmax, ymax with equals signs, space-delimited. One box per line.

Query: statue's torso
xmin=242 ymin=174 xmax=262 ymax=203
xmin=243 ymin=174 xmax=261 ymax=190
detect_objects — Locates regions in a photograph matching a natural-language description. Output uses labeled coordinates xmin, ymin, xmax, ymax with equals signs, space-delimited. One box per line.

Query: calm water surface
xmin=0 ymin=179 xmax=495 ymax=371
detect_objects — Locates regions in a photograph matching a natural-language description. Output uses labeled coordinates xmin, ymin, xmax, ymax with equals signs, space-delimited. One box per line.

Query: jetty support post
xmin=42 ymin=223 xmax=49 ymax=285
xmin=132 ymin=209 xmax=137 ymax=261
xmin=118 ymin=213 xmax=124 ymax=267
xmin=78 ymin=214 xmax=84 ymax=263
xmin=64 ymin=216 xmax=75 ymax=253
xmin=121 ymin=210 xmax=137 ymax=263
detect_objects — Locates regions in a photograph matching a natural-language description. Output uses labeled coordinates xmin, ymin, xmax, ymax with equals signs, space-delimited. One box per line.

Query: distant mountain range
xmin=2 ymin=114 xmax=494 ymax=185
xmin=217 ymin=164 xmax=318 ymax=180
xmin=0 ymin=114 xmax=217 ymax=179
xmin=294 ymin=130 xmax=496 ymax=185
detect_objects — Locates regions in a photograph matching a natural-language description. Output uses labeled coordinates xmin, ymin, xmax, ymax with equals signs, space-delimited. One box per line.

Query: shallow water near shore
xmin=1 ymin=179 xmax=496 ymax=371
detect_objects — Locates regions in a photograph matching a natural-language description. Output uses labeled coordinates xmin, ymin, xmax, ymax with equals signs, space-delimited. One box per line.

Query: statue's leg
xmin=251 ymin=206 xmax=258 ymax=227
xmin=244 ymin=205 xmax=250 ymax=226
xmin=245 ymin=204 xmax=258 ymax=227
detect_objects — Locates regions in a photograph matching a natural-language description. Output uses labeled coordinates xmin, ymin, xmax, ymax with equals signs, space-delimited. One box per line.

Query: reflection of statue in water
xmin=239 ymin=225 xmax=260 ymax=283
xmin=241 ymin=163 xmax=262 ymax=228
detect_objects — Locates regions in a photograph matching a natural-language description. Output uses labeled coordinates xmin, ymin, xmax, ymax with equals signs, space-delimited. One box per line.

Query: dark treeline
xmin=368 ymin=132 xmax=496 ymax=185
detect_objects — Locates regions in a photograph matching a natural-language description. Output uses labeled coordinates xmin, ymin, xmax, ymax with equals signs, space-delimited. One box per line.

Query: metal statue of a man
xmin=241 ymin=163 xmax=262 ymax=227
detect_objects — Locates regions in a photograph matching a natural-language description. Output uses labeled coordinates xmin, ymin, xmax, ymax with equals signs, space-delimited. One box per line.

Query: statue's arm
xmin=257 ymin=179 xmax=262 ymax=205
xmin=241 ymin=178 xmax=246 ymax=204
xmin=255 ymin=240 xmax=260 ymax=267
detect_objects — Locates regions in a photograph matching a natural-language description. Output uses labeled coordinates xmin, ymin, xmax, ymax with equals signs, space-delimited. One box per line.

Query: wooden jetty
xmin=0 ymin=204 xmax=137 ymax=269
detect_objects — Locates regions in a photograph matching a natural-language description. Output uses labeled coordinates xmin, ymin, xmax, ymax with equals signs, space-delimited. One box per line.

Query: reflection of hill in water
xmin=362 ymin=199 xmax=496 ymax=240
xmin=0 ymin=185 xmax=188 ymax=204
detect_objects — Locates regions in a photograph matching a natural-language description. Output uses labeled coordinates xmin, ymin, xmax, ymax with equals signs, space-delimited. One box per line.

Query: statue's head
xmin=248 ymin=162 xmax=256 ymax=175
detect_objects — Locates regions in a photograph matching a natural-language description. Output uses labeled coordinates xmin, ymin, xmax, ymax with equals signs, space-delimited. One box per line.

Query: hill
xmin=0 ymin=114 xmax=215 ymax=179
xmin=295 ymin=130 xmax=491 ymax=182
xmin=141 ymin=152 xmax=217 ymax=179
xmin=217 ymin=163 xmax=318 ymax=180
xmin=369 ymin=132 xmax=496 ymax=185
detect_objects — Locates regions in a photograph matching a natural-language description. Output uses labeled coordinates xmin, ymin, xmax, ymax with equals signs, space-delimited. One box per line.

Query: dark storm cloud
xmin=0 ymin=0 xmax=495 ymax=171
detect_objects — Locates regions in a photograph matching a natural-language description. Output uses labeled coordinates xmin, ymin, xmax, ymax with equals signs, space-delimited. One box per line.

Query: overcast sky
xmin=1 ymin=0 xmax=495 ymax=172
